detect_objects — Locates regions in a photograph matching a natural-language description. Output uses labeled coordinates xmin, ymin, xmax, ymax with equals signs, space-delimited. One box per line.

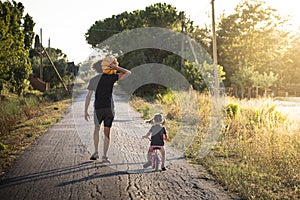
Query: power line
xmin=91 ymin=28 xmax=122 ymax=33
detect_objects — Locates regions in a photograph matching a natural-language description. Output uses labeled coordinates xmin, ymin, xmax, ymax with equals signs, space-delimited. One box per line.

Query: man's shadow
xmin=0 ymin=158 xmax=185 ymax=189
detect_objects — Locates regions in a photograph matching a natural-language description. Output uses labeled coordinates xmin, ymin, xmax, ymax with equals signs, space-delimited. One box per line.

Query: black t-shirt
xmin=92 ymin=74 xmax=119 ymax=109
xmin=150 ymin=125 xmax=167 ymax=146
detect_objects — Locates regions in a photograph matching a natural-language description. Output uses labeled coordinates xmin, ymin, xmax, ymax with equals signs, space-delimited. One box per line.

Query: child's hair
xmin=145 ymin=113 xmax=165 ymax=125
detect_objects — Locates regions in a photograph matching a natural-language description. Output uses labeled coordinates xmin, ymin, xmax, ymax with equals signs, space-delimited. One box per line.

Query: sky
xmin=20 ymin=0 xmax=300 ymax=64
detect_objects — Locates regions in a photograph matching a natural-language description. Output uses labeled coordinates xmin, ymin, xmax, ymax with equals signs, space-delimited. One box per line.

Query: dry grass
xmin=130 ymin=91 xmax=300 ymax=200
xmin=0 ymin=96 xmax=70 ymax=175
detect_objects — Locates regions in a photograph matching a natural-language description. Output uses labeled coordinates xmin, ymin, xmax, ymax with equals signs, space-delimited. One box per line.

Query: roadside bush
xmin=0 ymin=94 xmax=40 ymax=135
xmin=43 ymin=88 xmax=71 ymax=101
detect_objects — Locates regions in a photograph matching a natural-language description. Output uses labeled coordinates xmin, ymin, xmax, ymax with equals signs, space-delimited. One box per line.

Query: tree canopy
xmin=217 ymin=0 xmax=298 ymax=97
xmin=85 ymin=3 xmax=220 ymax=93
xmin=85 ymin=1 xmax=300 ymax=96
xmin=85 ymin=3 xmax=186 ymax=47
xmin=0 ymin=0 xmax=32 ymax=94
xmin=0 ymin=0 xmax=72 ymax=94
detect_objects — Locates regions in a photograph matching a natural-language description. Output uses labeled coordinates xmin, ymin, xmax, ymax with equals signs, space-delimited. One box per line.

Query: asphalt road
xmin=0 ymin=87 xmax=239 ymax=200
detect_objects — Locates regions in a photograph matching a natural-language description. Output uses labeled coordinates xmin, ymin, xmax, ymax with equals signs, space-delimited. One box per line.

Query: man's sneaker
xmin=90 ymin=152 xmax=99 ymax=160
xmin=161 ymin=167 xmax=167 ymax=171
xmin=102 ymin=156 xmax=111 ymax=163
xmin=143 ymin=161 xmax=152 ymax=168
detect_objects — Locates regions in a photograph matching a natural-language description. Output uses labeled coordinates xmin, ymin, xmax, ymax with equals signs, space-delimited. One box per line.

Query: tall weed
xmin=0 ymin=95 xmax=40 ymax=134
xmin=131 ymin=92 xmax=300 ymax=199
xmin=202 ymin=98 xmax=300 ymax=199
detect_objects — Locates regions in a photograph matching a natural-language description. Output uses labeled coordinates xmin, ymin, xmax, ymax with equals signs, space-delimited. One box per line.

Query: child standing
xmin=142 ymin=113 xmax=168 ymax=171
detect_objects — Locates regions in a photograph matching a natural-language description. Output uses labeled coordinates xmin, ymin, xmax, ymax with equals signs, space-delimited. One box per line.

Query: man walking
xmin=84 ymin=55 xmax=131 ymax=162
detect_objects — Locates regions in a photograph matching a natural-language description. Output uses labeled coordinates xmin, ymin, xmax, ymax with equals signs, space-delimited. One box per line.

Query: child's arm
xmin=163 ymin=133 xmax=169 ymax=141
xmin=142 ymin=131 xmax=151 ymax=140
xmin=163 ymin=128 xmax=169 ymax=141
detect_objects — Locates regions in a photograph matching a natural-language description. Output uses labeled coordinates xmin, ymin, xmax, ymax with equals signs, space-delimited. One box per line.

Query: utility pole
xmin=37 ymin=28 xmax=68 ymax=91
xmin=39 ymin=28 xmax=43 ymax=80
xmin=181 ymin=12 xmax=185 ymax=73
xmin=48 ymin=38 xmax=51 ymax=55
xmin=44 ymin=48 xmax=68 ymax=91
xmin=212 ymin=0 xmax=219 ymax=94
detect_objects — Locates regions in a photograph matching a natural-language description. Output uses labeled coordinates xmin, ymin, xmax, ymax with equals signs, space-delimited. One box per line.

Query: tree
xmin=31 ymin=47 xmax=68 ymax=87
xmin=85 ymin=3 xmax=214 ymax=93
xmin=23 ymin=13 xmax=35 ymax=50
xmin=252 ymin=71 xmax=278 ymax=97
xmin=85 ymin=3 xmax=186 ymax=48
xmin=280 ymin=34 xmax=300 ymax=85
xmin=163 ymin=54 xmax=225 ymax=92
xmin=0 ymin=1 xmax=32 ymax=94
xmin=217 ymin=0 xmax=290 ymax=88
xmin=230 ymin=66 xmax=255 ymax=98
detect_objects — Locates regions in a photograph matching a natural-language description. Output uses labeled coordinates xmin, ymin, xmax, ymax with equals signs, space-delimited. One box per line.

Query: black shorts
xmin=94 ymin=108 xmax=115 ymax=127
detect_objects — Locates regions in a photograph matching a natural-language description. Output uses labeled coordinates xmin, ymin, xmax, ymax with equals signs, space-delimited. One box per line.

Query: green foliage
xmin=184 ymin=61 xmax=226 ymax=91
xmin=43 ymin=88 xmax=71 ymax=102
xmin=225 ymin=103 xmax=239 ymax=118
xmin=133 ymin=84 xmax=168 ymax=101
xmin=0 ymin=1 xmax=32 ymax=95
xmin=282 ymin=34 xmax=300 ymax=84
xmin=136 ymin=105 xmax=150 ymax=119
xmin=217 ymin=0 xmax=291 ymax=89
xmin=230 ymin=66 xmax=256 ymax=98
xmin=155 ymin=89 xmax=176 ymax=104
xmin=30 ymin=47 xmax=69 ymax=88
xmin=118 ymin=49 xmax=173 ymax=71
xmin=241 ymin=104 xmax=288 ymax=129
xmin=85 ymin=3 xmax=186 ymax=47
xmin=252 ymin=71 xmax=278 ymax=96
xmin=85 ymin=3 xmax=222 ymax=93
xmin=0 ymin=143 xmax=8 ymax=151
xmin=23 ymin=13 xmax=35 ymax=50
xmin=162 ymin=54 xmax=226 ymax=92
xmin=0 ymin=94 xmax=39 ymax=134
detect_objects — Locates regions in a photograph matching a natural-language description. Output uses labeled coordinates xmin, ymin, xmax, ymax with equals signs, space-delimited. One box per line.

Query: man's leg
xmin=103 ymin=126 xmax=111 ymax=157
xmin=92 ymin=109 xmax=102 ymax=159
xmin=90 ymin=124 xmax=100 ymax=160
xmin=93 ymin=125 xmax=100 ymax=154
xmin=102 ymin=108 xmax=114 ymax=162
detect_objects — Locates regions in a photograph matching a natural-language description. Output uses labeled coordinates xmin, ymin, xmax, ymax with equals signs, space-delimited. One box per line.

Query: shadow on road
xmin=0 ymin=156 xmax=184 ymax=189
xmin=0 ymin=161 xmax=98 ymax=189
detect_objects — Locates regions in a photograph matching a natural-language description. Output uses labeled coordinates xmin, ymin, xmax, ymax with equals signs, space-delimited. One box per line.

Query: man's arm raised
xmin=110 ymin=63 xmax=131 ymax=80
